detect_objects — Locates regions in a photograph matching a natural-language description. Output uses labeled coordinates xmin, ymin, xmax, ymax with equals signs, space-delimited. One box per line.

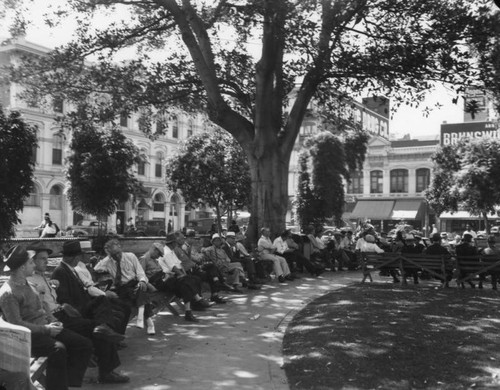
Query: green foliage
xmin=165 ymin=128 xmax=251 ymax=226
xmin=5 ymin=0 xmax=498 ymax=236
xmin=296 ymin=130 xmax=368 ymax=228
xmin=0 ymin=107 xmax=37 ymax=240
xmin=66 ymin=114 xmax=143 ymax=220
xmin=425 ymin=138 xmax=500 ymax=226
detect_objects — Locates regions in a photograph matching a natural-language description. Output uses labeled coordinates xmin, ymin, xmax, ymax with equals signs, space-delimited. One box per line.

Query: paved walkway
xmin=80 ymin=271 xmax=362 ymax=390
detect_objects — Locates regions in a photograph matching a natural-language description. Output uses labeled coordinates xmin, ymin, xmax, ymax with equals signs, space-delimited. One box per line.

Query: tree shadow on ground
xmin=283 ymin=283 xmax=500 ymax=390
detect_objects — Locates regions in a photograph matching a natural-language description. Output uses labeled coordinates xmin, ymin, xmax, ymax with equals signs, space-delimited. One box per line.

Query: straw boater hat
xmin=225 ymin=232 xmax=236 ymax=238
xmin=211 ymin=233 xmax=221 ymax=242
xmin=152 ymin=242 xmax=165 ymax=256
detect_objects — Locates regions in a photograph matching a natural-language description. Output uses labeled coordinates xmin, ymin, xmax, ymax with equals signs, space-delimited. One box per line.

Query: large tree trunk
xmin=246 ymin=149 xmax=290 ymax=245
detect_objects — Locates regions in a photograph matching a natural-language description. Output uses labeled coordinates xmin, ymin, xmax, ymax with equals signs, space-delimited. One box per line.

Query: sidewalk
xmin=81 ymin=270 xmax=362 ymax=390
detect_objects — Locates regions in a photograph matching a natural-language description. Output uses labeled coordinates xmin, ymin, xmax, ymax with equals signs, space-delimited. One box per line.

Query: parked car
xmin=186 ymin=218 xmax=215 ymax=234
xmin=67 ymin=220 xmax=107 ymax=237
xmin=133 ymin=220 xmax=167 ymax=237
xmin=490 ymin=226 xmax=500 ymax=235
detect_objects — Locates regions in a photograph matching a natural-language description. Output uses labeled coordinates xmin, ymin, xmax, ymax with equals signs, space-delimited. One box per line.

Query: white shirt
xmin=74 ymin=261 xmax=105 ymax=297
xmin=257 ymin=236 xmax=276 ymax=255
xmin=358 ymin=240 xmax=384 ymax=253
xmin=273 ymin=237 xmax=289 ymax=254
xmin=158 ymin=246 xmax=182 ymax=273
xmin=95 ymin=252 xmax=148 ymax=284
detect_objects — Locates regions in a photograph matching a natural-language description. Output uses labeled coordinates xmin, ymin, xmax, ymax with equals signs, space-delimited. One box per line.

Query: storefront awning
xmin=350 ymin=200 xmax=395 ymax=220
xmin=391 ymin=200 xmax=424 ymax=220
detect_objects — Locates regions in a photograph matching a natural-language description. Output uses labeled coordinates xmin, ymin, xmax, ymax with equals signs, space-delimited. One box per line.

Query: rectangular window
xmin=390 ymin=170 xmax=408 ymax=193
xmin=153 ymin=203 xmax=165 ymax=212
xmin=138 ymin=161 xmax=146 ymax=176
xmin=52 ymin=148 xmax=62 ymax=165
xmin=416 ymin=169 xmax=430 ymax=192
xmin=155 ymin=163 xmax=162 ymax=178
xmin=25 ymin=193 xmax=40 ymax=207
xmin=370 ymin=171 xmax=383 ymax=194
xmin=347 ymin=172 xmax=363 ymax=194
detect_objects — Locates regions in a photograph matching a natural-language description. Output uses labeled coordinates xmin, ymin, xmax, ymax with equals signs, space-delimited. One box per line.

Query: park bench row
xmin=361 ymin=252 xmax=500 ymax=288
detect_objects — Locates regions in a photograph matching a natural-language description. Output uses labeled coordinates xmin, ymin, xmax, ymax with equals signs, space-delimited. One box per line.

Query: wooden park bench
xmin=455 ymin=254 xmax=500 ymax=289
xmin=361 ymin=252 xmax=454 ymax=287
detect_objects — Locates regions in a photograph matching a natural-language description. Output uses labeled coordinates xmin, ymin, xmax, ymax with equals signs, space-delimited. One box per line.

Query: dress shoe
xmin=210 ymin=295 xmax=228 ymax=304
xmin=194 ymin=298 xmax=212 ymax=308
xmin=278 ymin=275 xmax=286 ymax=283
xmin=184 ymin=310 xmax=199 ymax=322
xmin=93 ymin=324 xmax=125 ymax=343
xmin=146 ymin=318 xmax=155 ymax=335
xmin=285 ymin=274 xmax=294 ymax=281
xmin=98 ymin=371 xmax=130 ymax=384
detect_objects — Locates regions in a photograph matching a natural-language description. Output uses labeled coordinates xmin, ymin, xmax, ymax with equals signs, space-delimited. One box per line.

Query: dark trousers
xmin=61 ymin=316 xmax=121 ymax=375
xmin=114 ymin=280 xmax=153 ymax=319
xmin=282 ymin=251 xmax=316 ymax=274
xmin=31 ymin=328 xmax=93 ymax=390
xmin=83 ymin=295 xmax=130 ymax=334
xmin=232 ymin=257 xmax=256 ymax=280
xmin=151 ymin=272 xmax=201 ymax=303
xmin=187 ymin=264 xmax=223 ymax=295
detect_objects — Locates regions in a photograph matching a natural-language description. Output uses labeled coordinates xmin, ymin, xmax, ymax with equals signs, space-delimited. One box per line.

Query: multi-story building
xmin=344 ymin=136 xmax=439 ymax=233
xmin=0 ymin=37 xmax=207 ymax=236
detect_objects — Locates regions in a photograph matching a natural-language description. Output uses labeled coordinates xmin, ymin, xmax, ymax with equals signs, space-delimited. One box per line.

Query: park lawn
xmin=283 ymin=283 xmax=500 ymax=390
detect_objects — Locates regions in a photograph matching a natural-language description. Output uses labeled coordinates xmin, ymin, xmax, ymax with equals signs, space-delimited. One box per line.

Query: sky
xmin=0 ymin=2 xmax=466 ymax=139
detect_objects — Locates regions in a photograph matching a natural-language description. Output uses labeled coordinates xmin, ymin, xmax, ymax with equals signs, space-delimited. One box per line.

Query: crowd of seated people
xmin=2 ymin=223 xmax=499 ymax=389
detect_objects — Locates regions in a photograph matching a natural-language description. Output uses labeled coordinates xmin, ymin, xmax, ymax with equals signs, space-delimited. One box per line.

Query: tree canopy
xmin=65 ymin=112 xmax=143 ymax=221
xmin=5 ymin=0 xmax=499 ymax=241
xmin=165 ymin=128 xmax=251 ymax=231
xmin=425 ymin=138 xmax=500 ymax=229
xmin=0 ymin=106 xmax=37 ymax=240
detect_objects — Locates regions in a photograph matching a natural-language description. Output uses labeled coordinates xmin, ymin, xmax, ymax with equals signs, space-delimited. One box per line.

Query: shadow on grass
xmin=283 ymin=283 xmax=500 ymax=390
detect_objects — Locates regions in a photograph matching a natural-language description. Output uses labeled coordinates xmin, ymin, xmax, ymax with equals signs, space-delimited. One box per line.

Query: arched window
xmin=416 ymin=168 xmax=431 ymax=192
xmin=187 ymin=119 xmax=194 ymax=137
xmin=153 ymin=193 xmax=165 ymax=212
xmin=52 ymin=134 xmax=64 ymax=165
xmin=49 ymin=185 xmax=63 ymax=210
xmin=347 ymin=171 xmax=363 ymax=194
xmin=172 ymin=116 xmax=179 ymax=139
xmin=155 ymin=152 xmax=164 ymax=178
xmin=390 ymin=169 xmax=408 ymax=193
xmin=370 ymin=171 xmax=383 ymax=194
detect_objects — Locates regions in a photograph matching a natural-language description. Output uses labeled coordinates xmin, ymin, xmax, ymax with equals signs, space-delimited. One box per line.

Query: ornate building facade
xmin=0 ymin=37 xmax=207 ymax=236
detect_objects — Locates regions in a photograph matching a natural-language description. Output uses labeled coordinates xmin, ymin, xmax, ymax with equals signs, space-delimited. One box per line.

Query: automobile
xmin=186 ymin=218 xmax=215 ymax=234
xmin=133 ymin=220 xmax=167 ymax=237
xmin=477 ymin=230 xmax=487 ymax=239
xmin=490 ymin=226 xmax=500 ymax=235
xmin=67 ymin=220 xmax=107 ymax=237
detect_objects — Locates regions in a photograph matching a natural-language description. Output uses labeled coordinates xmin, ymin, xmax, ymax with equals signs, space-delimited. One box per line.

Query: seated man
xmin=139 ymin=240 xmax=210 ymax=323
xmin=223 ymin=232 xmax=262 ymax=289
xmin=0 ymin=246 xmax=93 ymax=390
xmin=305 ymin=225 xmax=334 ymax=271
xmin=455 ymin=233 xmax=480 ymax=288
xmin=273 ymin=229 xmax=321 ymax=277
xmin=94 ymin=238 xmax=155 ymax=333
xmin=257 ymin=227 xmax=293 ymax=283
xmin=203 ymin=234 xmax=247 ymax=291
xmin=179 ymin=230 xmax=229 ymax=304
xmin=29 ymin=241 xmax=129 ymax=384
xmin=423 ymin=233 xmax=453 ymax=287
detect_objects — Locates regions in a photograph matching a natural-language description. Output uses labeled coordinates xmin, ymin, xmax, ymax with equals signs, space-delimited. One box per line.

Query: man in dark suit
xmin=51 ymin=241 xmax=130 ymax=384
xmin=423 ymin=233 xmax=453 ymax=287
xmin=455 ymin=233 xmax=480 ymax=288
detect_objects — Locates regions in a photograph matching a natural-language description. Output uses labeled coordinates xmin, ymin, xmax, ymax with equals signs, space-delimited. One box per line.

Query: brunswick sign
xmin=440 ymin=121 xmax=500 ymax=146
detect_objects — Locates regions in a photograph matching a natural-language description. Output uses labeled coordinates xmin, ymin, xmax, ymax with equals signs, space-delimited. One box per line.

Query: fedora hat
xmin=4 ymin=246 xmax=32 ymax=270
xmin=62 ymin=241 xmax=83 ymax=256
xmin=27 ymin=241 xmax=53 ymax=255
xmin=165 ymin=233 xmax=175 ymax=245
xmin=152 ymin=242 xmax=165 ymax=255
